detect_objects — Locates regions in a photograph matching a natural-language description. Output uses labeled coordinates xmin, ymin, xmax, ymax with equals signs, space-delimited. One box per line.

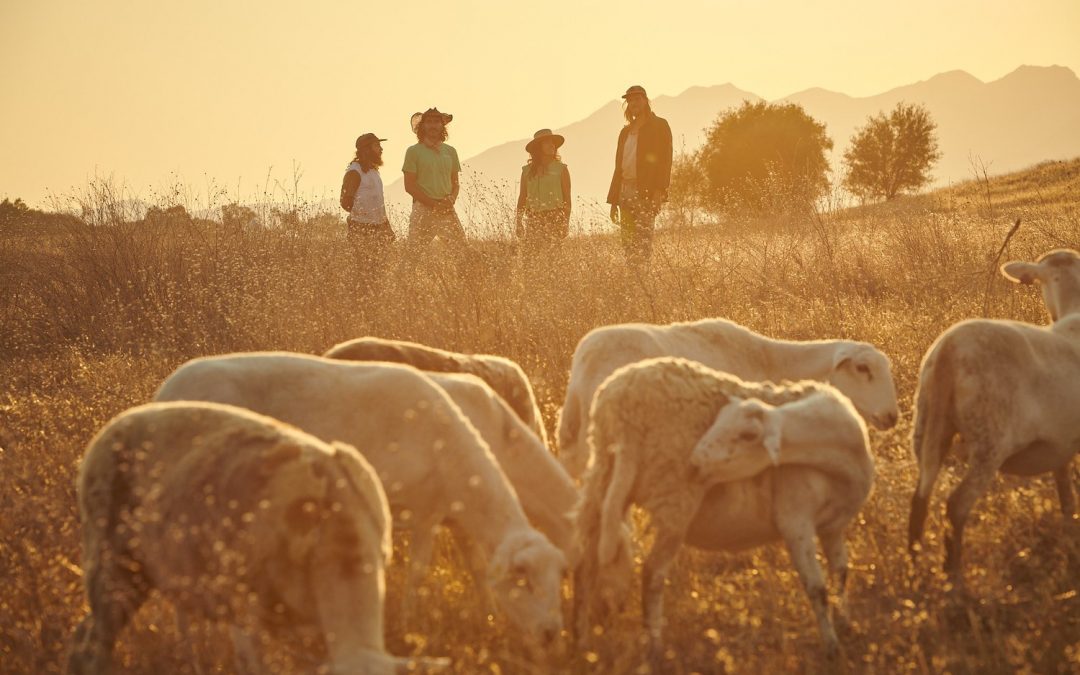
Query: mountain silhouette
xmin=386 ymin=65 xmax=1080 ymax=207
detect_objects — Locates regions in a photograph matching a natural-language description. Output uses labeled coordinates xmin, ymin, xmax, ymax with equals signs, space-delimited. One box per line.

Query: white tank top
xmin=347 ymin=162 xmax=387 ymax=224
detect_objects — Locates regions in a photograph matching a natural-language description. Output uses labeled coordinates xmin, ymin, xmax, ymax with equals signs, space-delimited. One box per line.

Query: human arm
xmin=340 ymin=170 xmax=361 ymax=211
xmin=515 ymin=172 xmax=527 ymax=237
xmin=561 ymin=165 xmax=572 ymax=224
xmin=403 ymin=172 xmax=438 ymax=207
xmin=658 ymin=119 xmax=673 ymax=201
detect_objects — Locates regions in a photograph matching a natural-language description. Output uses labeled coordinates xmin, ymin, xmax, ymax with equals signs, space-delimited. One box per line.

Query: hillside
xmin=386 ymin=65 xmax=1080 ymax=210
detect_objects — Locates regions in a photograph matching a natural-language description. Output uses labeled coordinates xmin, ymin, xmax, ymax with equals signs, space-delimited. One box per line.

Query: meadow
xmin=2 ymin=159 xmax=1079 ymax=673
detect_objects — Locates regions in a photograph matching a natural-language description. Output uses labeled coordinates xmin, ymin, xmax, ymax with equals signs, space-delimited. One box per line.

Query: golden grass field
xmin=2 ymin=160 xmax=1079 ymax=673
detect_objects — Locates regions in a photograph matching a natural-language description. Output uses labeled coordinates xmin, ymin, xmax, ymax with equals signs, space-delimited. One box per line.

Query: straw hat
xmin=410 ymin=108 xmax=453 ymax=134
xmin=525 ymin=128 xmax=565 ymax=154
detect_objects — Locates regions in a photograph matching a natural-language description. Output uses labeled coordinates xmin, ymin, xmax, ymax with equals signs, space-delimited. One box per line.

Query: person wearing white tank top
xmin=339 ymin=133 xmax=395 ymax=280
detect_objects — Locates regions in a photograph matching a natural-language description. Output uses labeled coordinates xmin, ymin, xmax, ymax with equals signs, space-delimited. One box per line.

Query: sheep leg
xmin=909 ymin=436 xmax=951 ymax=556
xmin=780 ymin=520 xmax=839 ymax=659
xmin=641 ymin=526 xmax=686 ymax=665
xmin=67 ymin=547 xmax=150 ymax=675
xmin=402 ymin=516 xmax=441 ymax=620
xmin=1053 ymin=461 xmax=1077 ymax=519
xmin=447 ymin=521 xmax=497 ymax=613
xmin=943 ymin=462 xmax=997 ymax=588
xmin=819 ymin=526 xmax=850 ymax=626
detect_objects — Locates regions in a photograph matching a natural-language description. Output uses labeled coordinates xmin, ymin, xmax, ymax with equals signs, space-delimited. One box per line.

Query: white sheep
xmin=572 ymin=357 xmax=873 ymax=660
xmin=67 ymin=401 xmax=449 ymax=675
xmin=426 ymin=372 xmax=578 ymax=563
xmin=154 ymin=353 xmax=567 ymax=645
xmin=558 ymin=317 xmax=898 ymax=478
xmin=323 ymin=336 xmax=550 ymax=448
xmin=689 ymin=387 xmax=874 ymax=656
xmin=909 ymin=248 xmax=1080 ymax=586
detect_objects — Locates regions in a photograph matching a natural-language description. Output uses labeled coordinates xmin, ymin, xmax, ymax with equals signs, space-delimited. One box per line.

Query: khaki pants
xmin=618 ymin=180 xmax=660 ymax=266
xmin=406 ymin=201 xmax=467 ymax=252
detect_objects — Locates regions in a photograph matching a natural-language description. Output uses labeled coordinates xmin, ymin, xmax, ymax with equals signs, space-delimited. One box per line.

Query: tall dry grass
xmin=1 ymin=160 xmax=1079 ymax=673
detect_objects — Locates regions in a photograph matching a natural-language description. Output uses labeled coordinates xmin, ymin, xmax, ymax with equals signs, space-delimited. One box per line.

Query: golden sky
xmin=2 ymin=0 xmax=1078 ymax=208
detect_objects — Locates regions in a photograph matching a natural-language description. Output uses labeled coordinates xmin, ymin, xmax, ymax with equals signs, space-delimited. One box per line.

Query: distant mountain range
xmin=387 ymin=65 xmax=1080 ymax=207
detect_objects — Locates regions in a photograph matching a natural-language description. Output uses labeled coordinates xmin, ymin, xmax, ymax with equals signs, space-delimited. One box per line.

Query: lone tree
xmin=843 ymin=102 xmax=941 ymax=201
xmin=696 ymin=100 xmax=833 ymax=213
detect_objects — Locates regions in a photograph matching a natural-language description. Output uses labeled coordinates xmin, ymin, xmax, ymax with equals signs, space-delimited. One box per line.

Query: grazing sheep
xmin=67 ymin=401 xmax=448 ymax=675
xmin=573 ymin=357 xmax=872 ymax=659
xmin=426 ymin=372 xmax=578 ymax=562
xmin=688 ymin=388 xmax=874 ymax=656
xmin=154 ymin=353 xmax=566 ymax=645
xmin=323 ymin=337 xmax=550 ymax=448
xmin=558 ymin=317 xmax=897 ymax=478
xmin=909 ymin=249 xmax=1080 ymax=586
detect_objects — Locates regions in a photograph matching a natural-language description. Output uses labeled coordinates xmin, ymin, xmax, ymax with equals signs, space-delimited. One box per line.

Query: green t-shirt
xmin=522 ymin=161 xmax=565 ymax=212
xmin=402 ymin=142 xmax=461 ymax=200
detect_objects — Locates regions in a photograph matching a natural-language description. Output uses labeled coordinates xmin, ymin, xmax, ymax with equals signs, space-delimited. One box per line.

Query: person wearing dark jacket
xmin=607 ymin=85 xmax=672 ymax=266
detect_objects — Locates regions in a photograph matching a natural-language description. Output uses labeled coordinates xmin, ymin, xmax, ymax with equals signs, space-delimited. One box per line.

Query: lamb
xmin=572 ymin=357 xmax=874 ymax=660
xmin=425 ymin=372 xmax=578 ymax=562
xmin=154 ymin=353 xmax=566 ymax=645
xmin=909 ymin=249 xmax=1080 ymax=586
xmin=558 ymin=317 xmax=898 ymax=478
xmin=688 ymin=387 xmax=874 ymax=656
xmin=323 ymin=336 xmax=550 ymax=448
xmin=67 ymin=401 xmax=449 ymax=675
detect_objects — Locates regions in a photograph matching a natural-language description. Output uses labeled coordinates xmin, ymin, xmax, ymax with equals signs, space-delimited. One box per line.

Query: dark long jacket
xmin=606 ymin=112 xmax=673 ymax=205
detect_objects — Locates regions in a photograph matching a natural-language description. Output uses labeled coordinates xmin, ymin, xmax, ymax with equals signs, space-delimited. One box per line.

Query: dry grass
xmin=2 ymin=160 xmax=1079 ymax=673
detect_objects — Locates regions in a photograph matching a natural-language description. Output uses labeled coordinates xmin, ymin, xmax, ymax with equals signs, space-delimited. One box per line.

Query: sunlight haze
xmin=2 ymin=0 xmax=1078 ymax=207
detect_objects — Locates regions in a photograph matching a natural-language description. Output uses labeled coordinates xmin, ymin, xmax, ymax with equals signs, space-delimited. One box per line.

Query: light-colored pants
xmin=406 ymin=201 xmax=467 ymax=251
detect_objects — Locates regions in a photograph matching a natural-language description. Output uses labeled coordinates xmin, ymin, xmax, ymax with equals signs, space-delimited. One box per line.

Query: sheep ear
xmin=1002 ymin=260 xmax=1040 ymax=285
xmin=832 ymin=343 xmax=857 ymax=370
xmin=762 ymin=410 xmax=782 ymax=465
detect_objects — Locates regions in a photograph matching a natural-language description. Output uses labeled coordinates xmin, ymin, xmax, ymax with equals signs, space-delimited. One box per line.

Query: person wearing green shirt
xmin=402 ymin=107 xmax=467 ymax=252
xmin=515 ymin=128 xmax=571 ymax=250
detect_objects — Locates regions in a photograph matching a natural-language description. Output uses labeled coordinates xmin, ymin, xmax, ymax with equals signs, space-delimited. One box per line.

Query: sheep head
xmin=690 ymin=398 xmax=781 ymax=484
xmin=828 ymin=343 xmax=899 ymax=430
xmin=488 ymin=529 xmax=567 ymax=646
xmin=1002 ymin=248 xmax=1080 ymax=322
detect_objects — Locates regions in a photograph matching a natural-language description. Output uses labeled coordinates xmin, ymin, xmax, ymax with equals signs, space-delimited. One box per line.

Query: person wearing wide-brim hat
xmin=606 ymin=85 xmax=672 ymax=267
xmin=515 ymin=129 xmax=572 ymax=248
xmin=402 ymin=107 xmax=468 ymax=252
xmin=340 ymin=132 xmax=394 ymax=283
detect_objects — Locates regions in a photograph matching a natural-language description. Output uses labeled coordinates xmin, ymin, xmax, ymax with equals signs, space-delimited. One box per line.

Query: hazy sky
xmin=2 ymin=0 xmax=1078 ymax=208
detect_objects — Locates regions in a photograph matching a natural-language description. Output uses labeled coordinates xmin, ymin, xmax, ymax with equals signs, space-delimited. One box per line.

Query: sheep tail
xmin=909 ymin=341 xmax=955 ymax=551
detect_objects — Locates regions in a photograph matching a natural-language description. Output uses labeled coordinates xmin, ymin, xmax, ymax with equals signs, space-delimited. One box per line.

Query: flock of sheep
xmin=66 ymin=248 xmax=1080 ymax=673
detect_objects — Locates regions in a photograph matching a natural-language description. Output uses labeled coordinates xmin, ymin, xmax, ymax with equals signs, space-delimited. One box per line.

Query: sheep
xmin=154 ymin=353 xmax=566 ymax=645
xmin=572 ymin=357 xmax=873 ymax=660
xmin=323 ymin=336 xmax=550 ymax=448
xmin=67 ymin=401 xmax=449 ymax=675
xmin=909 ymin=248 xmax=1080 ymax=587
xmin=425 ymin=372 xmax=578 ymax=562
xmin=688 ymin=388 xmax=874 ymax=656
xmin=558 ymin=317 xmax=898 ymax=478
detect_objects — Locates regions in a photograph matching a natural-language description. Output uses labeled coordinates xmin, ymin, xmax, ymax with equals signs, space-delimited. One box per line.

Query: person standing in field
xmin=606 ymin=85 xmax=672 ymax=267
xmin=340 ymin=132 xmax=394 ymax=279
xmin=402 ymin=108 xmax=468 ymax=252
xmin=515 ymin=128 xmax=572 ymax=249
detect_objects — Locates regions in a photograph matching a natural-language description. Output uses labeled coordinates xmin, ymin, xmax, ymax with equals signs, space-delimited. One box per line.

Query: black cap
xmin=355 ymin=133 xmax=387 ymax=150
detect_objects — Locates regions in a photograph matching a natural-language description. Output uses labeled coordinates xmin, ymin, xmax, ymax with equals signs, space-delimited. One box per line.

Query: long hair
xmin=623 ymin=99 xmax=653 ymax=124
xmin=526 ymin=150 xmax=561 ymax=177
xmin=415 ymin=125 xmax=449 ymax=144
xmin=352 ymin=145 xmax=384 ymax=172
